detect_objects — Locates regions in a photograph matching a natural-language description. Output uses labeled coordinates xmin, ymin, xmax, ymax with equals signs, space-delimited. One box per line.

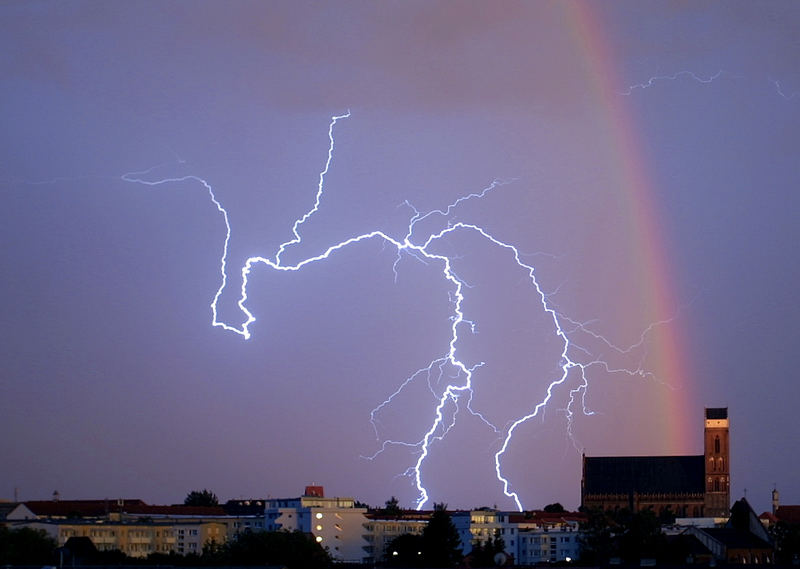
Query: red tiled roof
xmin=124 ymin=504 xmax=227 ymax=516
xmin=508 ymin=511 xmax=588 ymax=524
xmin=365 ymin=511 xmax=433 ymax=521
xmin=775 ymin=505 xmax=800 ymax=525
xmin=23 ymin=500 xmax=146 ymax=517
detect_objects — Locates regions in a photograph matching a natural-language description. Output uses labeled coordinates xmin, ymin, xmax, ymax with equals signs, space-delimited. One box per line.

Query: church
xmin=581 ymin=407 xmax=730 ymax=518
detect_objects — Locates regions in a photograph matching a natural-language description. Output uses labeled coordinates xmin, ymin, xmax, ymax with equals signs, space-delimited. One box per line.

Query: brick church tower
xmin=704 ymin=407 xmax=730 ymax=516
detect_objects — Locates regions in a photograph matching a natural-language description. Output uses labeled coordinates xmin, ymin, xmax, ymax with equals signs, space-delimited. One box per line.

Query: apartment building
xmin=453 ymin=508 xmax=586 ymax=564
xmin=264 ymin=486 xmax=369 ymax=563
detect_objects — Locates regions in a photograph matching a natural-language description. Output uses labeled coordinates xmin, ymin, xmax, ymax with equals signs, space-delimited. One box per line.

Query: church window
xmin=714 ymin=436 xmax=720 ymax=454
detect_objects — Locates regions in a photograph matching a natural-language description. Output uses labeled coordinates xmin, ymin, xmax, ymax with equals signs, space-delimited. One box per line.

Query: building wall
xmin=453 ymin=510 xmax=502 ymax=555
xmin=582 ymin=492 xmax=705 ymax=517
xmin=453 ymin=510 xmax=584 ymax=564
xmin=17 ymin=520 xmax=225 ymax=557
xmin=704 ymin=408 xmax=731 ymax=517
xmin=516 ymin=527 xmax=581 ymax=564
xmin=264 ymin=495 xmax=369 ymax=563
xmin=362 ymin=517 xmax=427 ymax=563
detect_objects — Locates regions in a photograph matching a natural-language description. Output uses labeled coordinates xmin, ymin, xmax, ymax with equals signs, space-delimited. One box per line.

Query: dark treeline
xmin=384 ymin=503 xmax=462 ymax=568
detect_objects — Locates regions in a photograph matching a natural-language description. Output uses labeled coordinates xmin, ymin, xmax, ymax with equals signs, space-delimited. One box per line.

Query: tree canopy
xmin=0 ymin=526 xmax=57 ymax=564
xmin=579 ymin=507 xmax=683 ymax=565
xmin=468 ymin=529 xmax=505 ymax=567
xmin=223 ymin=530 xmax=331 ymax=568
xmin=385 ymin=533 xmax=425 ymax=567
xmin=183 ymin=488 xmax=219 ymax=506
xmin=422 ymin=503 xmax=463 ymax=567
xmin=383 ymin=495 xmax=402 ymax=516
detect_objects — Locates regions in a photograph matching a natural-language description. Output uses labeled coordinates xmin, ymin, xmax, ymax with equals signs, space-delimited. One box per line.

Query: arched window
xmin=714 ymin=436 xmax=720 ymax=454
xmin=720 ymin=457 xmax=725 ymax=471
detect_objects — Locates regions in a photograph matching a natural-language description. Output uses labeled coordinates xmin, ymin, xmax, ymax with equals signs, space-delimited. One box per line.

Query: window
xmin=714 ymin=436 xmax=720 ymax=454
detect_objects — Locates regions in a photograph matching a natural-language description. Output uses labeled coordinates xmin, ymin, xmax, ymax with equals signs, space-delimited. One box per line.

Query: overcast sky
xmin=1 ymin=1 xmax=798 ymax=514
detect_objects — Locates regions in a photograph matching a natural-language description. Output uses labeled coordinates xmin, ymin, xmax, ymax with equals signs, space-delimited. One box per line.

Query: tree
xmin=579 ymin=507 xmax=669 ymax=565
xmin=184 ymin=488 xmax=219 ymax=506
xmin=421 ymin=503 xmax=463 ymax=567
xmin=385 ymin=533 xmax=425 ymax=567
xmin=224 ymin=529 xmax=331 ymax=568
xmin=469 ymin=529 xmax=506 ymax=567
xmin=615 ymin=509 xmax=668 ymax=563
xmin=578 ymin=507 xmax=615 ymax=564
xmin=770 ymin=521 xmax=800 ymax=565
xmin=0 ymin=526 xmax=57 ymax=564
xmin=544 ymin=502 xmax=565 ymax=513
xmin=384 ymin=496 xmax=402 ymax=517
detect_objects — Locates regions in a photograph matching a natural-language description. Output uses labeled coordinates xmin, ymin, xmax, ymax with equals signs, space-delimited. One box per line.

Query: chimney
xmin=304 ymin=485 xmax=324 ymax=498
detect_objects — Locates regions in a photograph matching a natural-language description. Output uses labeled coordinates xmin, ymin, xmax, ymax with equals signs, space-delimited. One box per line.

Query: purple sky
xmin=1 ymin=1 xmax=798 ymax=514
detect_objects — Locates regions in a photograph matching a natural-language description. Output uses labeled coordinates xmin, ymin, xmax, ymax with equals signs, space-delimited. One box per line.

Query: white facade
xmin=453 ymin=509 xmax=503 ymax=555
xmin=363 ymin=516 xmax=428 ymax=563
xmin=516 ymin=526 xmax=581 ymax=564
xmin=453 ymin=509 xmax=584 ymax=564
xmin=264 ymin=495 xmax=368 ymax=563
xmin=14 ymin=519 xmax=226 ymax=558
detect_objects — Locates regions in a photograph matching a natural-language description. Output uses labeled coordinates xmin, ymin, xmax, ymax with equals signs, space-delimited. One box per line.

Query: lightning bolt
xmin=621 ymin=69 xmax=800 ymax=103
xmin=619 ymin=70 xmax=727 ymax=95
xmin=119 ymin=111 xmax=677 ymax=511
xmin=771 ymin=78 xmax=800 ymax=101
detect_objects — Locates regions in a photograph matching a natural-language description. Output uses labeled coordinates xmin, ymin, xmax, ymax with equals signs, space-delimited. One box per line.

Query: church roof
xmin=701 ymin=528 xmax=772 ymax=550
xmin=583 ymin=455 xmax=704 ymax=495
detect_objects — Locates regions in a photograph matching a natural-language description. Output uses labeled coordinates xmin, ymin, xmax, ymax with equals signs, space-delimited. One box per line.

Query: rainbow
xmin=565 ymin=2 xmax=696 ymax=452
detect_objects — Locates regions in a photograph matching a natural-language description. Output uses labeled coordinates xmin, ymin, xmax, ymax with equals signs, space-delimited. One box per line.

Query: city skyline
xmin=1 ymin=2 xmax=799 ymax=515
